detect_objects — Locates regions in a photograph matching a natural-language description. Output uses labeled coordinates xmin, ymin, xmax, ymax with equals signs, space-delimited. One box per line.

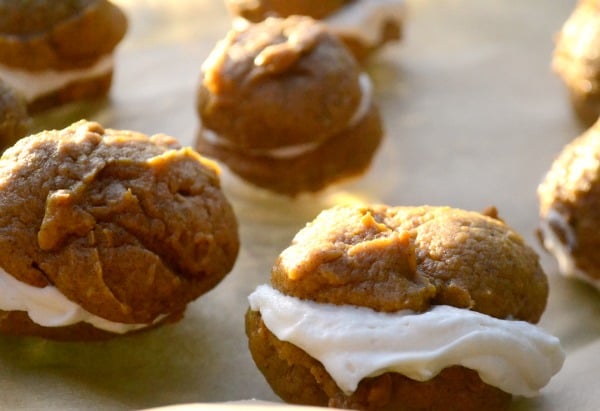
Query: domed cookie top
xmin=0 ymin=0 xmax=127 ymax=70
xmin=0 ymin=0 xmax=128 ymax=112
xmin=273 ymin=204 xmax=548 ymax=322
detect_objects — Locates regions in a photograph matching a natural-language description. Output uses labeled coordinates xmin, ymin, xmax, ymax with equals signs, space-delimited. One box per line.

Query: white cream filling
xmin=347 ymin=72 xmax=373 ymax=127
xmin=539 ymin=208 xmax=600 ymax=289
xmin=324 ymin=0 xmax=407 ymax=46
xmin=202 ymin=129 xmax=322 ymax=159
xmin=202 ymin=72 xmax=373 ymax=158
xmin=0 ymin=54 xmax=114 ymax=102
xmin=248 ymin=284 xmax=565 ymax=397
xmin=0 ymin=265 xmax=157 ymax=334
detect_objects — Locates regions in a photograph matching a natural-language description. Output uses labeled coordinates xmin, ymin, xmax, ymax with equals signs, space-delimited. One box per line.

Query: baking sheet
xmin=4 ymin=0 xmax=597 ymax=410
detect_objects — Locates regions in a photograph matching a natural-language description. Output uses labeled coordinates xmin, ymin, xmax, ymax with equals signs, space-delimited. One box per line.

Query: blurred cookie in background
xmin=553 ymin=0 xmax=600 ymax=126
xmin=224 ymin=0 xmax=406 ymax=62
xmin=0 ymin=0 xmax=128 ymax=113
xmin=0 ymin=80 xmax=29 ymax=152
xmin=538 ymin=118 xmax=600 ymax=289
xmin=196 ymin=16 xmax=383 ymax=196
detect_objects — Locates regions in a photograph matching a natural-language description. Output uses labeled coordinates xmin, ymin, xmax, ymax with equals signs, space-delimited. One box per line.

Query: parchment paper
xmin=2 ymin=0 xmax=595 ymax=410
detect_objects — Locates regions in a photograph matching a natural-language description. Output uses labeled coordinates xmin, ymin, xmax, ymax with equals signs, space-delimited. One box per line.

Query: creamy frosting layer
xmin=540 ymin=208 xmax=600 ymax=288
xmin=202 ymin=129 xmax=322 ymax=159
xmin=0 ymin=265 xmax=156 ymax=334
xmin=202 ymin=72 xmax=373 ymax=158
xmin=325 ymin=0 xmax=406 ymax=45
xmin=248 ymin=284 xmax=565 ymax=397
xmin=0 ymin=54 xmax=114 ymax=102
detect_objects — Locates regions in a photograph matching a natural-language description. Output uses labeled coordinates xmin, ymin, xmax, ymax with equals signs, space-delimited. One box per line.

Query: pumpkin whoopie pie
xmin=0 ymin=120 xmax=239 ymax=340
xmin=247 ymin=205 xmax=564 ymax=410
xmin=196 ymin=16 xmax=383 ymax=196
xmin=0 ymin=0 xmax=127 ymax=113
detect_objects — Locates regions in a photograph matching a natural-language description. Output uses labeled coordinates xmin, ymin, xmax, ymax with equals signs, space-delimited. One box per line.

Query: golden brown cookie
xmin=0 ymin=80 xmax=29 ymax=152
xmin=247 ymin=205 xmax=563 ymax=410
xmin=553 ymin=0 xmax=600 ymax=126
xmin=0 ymin=120 xmax=239 ymax=340
xmin=538 ymin=118 xmax=600 ymax=288
xmin=196 ymin=16 xmax=383 ymax=196
xmin=0 ymin=0 xmax=127 ymax=113
xmin=224 ymin=0 xmax=405 ymax=62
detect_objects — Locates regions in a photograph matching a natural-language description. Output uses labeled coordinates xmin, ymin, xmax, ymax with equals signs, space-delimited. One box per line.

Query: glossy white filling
xmin=0 ymin=54 xmax=113 ymax=102
xmin=0 ymin=265 xmax=156 ymax=334
xmin=539 ymin=208 xmax=600 ymax=289
xmin=202 ymin=129 xmax=322 ymax=159
xmin=347 ymin=72 xmax=373 ymax=127
xmin=325 ymin=0 xmax=406 ymax=45
xmin=248 ymin=284 xmax=565 ymax=397
xmin=202 ymin=73 xmax=372 ymax=158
